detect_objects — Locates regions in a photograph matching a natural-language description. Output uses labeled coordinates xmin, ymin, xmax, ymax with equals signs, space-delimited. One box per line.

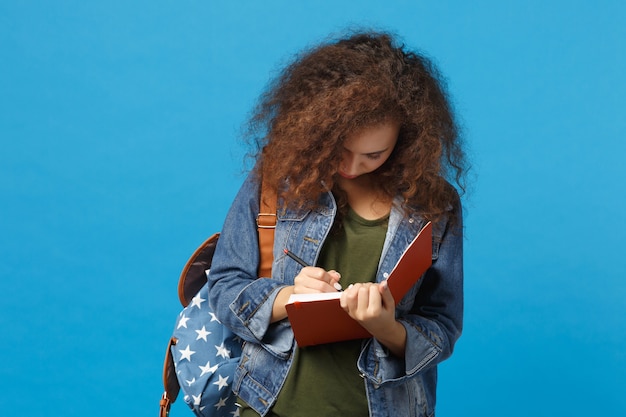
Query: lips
xmin=338 ymin=171 xmax=358 ymax=179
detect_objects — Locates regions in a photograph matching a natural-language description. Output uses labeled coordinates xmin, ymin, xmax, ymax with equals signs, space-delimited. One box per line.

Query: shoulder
xmin=399 ymin=181 xmax=462 ymax=242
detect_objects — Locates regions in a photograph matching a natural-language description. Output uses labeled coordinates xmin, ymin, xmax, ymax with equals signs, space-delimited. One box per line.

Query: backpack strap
xmin=159 ymin=337 xmax=180 ymax=417
xmin=257 ymin=178 xmax=277 ymax=278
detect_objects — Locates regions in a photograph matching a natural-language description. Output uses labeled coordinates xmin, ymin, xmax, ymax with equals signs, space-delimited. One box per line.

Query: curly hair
xmin=245 ymin=30 xmax=468 ymax=223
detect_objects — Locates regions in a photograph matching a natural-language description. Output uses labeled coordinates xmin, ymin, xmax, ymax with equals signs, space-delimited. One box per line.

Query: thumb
xmin=379 ymin=280 xmax=395 ymax=306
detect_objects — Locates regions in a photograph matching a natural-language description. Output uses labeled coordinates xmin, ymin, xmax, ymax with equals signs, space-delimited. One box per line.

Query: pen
xmin=283 ymin=248 xmax=308 ymax=267
xmin=283 ymin=248 xmax=343 ymax=291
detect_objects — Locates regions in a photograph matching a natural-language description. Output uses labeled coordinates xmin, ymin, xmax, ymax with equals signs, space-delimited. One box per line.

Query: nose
xmin=340 ymin=151 xmax=357 ymax=175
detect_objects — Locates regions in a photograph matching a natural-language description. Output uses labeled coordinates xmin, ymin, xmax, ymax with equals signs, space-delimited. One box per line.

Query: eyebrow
xmin=343 ymin=146 xmax=390 ymax=156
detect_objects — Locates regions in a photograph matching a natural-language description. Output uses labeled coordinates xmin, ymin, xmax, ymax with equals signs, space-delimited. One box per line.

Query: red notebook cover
xmin=285 ymin=221 xmax=432 ymax=347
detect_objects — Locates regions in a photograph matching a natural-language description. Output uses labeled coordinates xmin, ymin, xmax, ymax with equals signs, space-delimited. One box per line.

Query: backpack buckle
xmin=256 ymin=213 xmax=277 ymax=229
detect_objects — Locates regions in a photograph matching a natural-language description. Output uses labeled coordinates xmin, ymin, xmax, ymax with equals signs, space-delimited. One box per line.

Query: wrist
xmin=270 ymin=285 xmax=295 ymax=323
xmin=375 ymin=320 xmax=407 ymax=358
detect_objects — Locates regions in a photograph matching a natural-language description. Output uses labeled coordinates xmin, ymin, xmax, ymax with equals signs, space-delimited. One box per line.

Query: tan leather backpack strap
xmin=159 ymin=337 xmax=179 ymax=417
xmin=257 ymin=178 xmax=277 ymax=278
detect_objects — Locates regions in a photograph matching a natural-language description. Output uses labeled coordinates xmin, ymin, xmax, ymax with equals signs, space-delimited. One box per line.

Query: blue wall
xmin=1 ymin=1 xmax=624 ymax=415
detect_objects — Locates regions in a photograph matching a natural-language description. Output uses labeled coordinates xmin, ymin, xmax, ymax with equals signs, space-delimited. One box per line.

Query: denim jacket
xmin=207 ymin=172 xmax=463 ymax=417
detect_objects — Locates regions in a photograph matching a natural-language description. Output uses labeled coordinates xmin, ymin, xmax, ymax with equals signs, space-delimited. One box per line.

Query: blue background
xmin=2 ymin=1 xmax=625 ymax=416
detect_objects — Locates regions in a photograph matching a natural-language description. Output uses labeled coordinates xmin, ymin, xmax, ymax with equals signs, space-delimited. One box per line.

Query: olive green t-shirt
xmin=240 ymin=208 xmax=388 ymax=417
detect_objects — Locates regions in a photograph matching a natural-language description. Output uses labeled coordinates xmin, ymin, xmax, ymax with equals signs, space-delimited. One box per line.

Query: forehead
xmin=344 ymin=122 xmax=400 ymax=152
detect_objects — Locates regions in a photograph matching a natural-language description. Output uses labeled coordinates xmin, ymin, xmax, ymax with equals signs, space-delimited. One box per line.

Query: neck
xmin=336 ymin=175 xmax=391 ymax=220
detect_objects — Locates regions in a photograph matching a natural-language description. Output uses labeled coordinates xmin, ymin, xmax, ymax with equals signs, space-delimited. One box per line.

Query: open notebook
xmin=285 ymin=221 xmax=432 ymax=347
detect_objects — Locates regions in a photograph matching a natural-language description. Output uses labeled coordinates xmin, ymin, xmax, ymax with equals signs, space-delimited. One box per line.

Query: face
xmin=337 ymin=122 xmax=400 ymax=180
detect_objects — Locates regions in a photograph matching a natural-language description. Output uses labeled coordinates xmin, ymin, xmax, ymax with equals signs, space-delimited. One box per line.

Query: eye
xmin=365 ymin=153 xmax=383 ymax=160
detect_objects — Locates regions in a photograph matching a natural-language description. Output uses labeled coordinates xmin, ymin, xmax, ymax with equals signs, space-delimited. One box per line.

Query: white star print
xmin=173 ymin=288 xmax=244 ymax=417
xmin=179 ymin=345 xmax=196 ymax=361
xmin=191 ymin=294 xmax=206 ymax=309
xmin=195 ymin=325 xmax=211 ymax=341
xmin=199 ymin=360 xmax=218 ymax=377
xmin=213 ymin=374 xmax=229 ymax=390
xmin=177 ymin=314 xmax=190 ymax=329
xmin=215 ymin=342 xmax=231 ymax=359
xmin=214 ymin=397 xmax=227 ymax=410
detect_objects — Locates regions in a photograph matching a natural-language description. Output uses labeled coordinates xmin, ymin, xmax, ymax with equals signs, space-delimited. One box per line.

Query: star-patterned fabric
xmin=171 ymin=279 xmax=243 ymax=417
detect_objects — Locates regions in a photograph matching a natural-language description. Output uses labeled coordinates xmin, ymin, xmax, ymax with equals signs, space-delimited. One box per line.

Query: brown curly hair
xmin=245 ymin=30 xmax=468 ymax=223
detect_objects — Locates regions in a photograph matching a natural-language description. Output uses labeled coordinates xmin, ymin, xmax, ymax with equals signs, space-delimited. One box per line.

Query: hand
xmin=271 ymin=267 xmax=341 ymax=323
xmin=340 ymin=280 xmax=407 ymax=357
xmin=340 ymin=281 xmax=395 ymax=333
xmin=293 ymin=267 xmax=342 ymax=294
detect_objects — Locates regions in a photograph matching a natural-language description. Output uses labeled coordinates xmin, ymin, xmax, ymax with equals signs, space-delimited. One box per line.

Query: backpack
xmin=159 ymin=185 xmax=276 ymax=417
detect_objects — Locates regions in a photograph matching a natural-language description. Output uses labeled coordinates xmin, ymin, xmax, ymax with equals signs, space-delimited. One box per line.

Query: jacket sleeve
xmin=358 ymin=203 xmax=464 ymax=385
xmin=206 ymin=172 xmax=293 ymax=358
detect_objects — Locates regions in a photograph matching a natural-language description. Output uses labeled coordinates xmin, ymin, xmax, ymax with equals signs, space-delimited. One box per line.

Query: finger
xmin=340 ymin=283 xmax=359 ymax=310
xmin=295 ymin=267 xmax=341 ymax=293
xmin=327 ymin=270 xmax=342 ymax=291
xmin=328 ymin=270 xmax=341 ymax=280
xmin=294 ymin=268 xmax=327 ymax=293
xmin=302 ymin=266 xmax=326 ymax=280
xmin=379 ymin=280 xmax=395 ymax=307
xmin=356 ymin=285 xmax=371 ymax=313
xmin=366 ymin=285 xmax=383 ymax=315
xmin=318 ymin=270 xmax=343 ymax=292
xmin=323 ymin=270 xmax=340 ymax=286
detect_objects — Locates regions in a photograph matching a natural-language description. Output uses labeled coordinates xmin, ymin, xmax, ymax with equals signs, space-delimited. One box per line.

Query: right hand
xmin=271 ymin=267 xmax=341 ymax=323
xmin=293 ymin=266 xmax=341 ymax=294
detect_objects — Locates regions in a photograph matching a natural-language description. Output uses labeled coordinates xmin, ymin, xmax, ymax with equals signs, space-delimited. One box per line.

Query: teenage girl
xmin=208 ymin=30 xmax=468 ymax=417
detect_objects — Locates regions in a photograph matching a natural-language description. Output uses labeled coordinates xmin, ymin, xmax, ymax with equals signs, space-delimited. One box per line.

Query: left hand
xmin=339 ymin=280 xmax=396 ymax=338
xmin=340 ymin=280 xmax=407 ymax=356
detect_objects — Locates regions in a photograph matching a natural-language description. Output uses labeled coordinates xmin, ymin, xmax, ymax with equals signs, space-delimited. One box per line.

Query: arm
xmin=359 ymin=205 xmax=464 ymax=383
xmin=207 ymin=173 xmax=293 ymax=356
xmin=207 ymin=173 xmax=343 ymax=355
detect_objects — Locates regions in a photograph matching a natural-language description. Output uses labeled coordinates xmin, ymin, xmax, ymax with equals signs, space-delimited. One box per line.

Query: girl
xmin=207 ymin=30 xmax=467 ymax=417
